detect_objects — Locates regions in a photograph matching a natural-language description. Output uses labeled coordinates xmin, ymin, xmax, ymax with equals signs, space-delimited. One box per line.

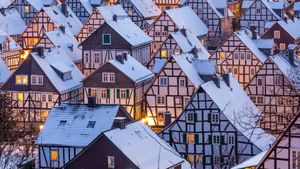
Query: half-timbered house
xmin=81 ymin=16 xmax=152 ymax=76
xmin=210 ymin=28 xmax=273 ymax=88
xmin=83 ymin=54 xmax=154 ymax=119
xmin=0 ymin=47 xmax=84 ymax=129
xmin=76 ymin=5 xmax=128 ymax=43
xmin=35 ymin=100 xmax=133 ymax=169
xmin=184 ymin=0 xmax=235 ymax=49
xmin=160 ymin=73 xmax=276 ymax=169
xmin=65 ymin=0 xmax=94 ymax=23
xmin=153 ymin=0 xmax=181 ymax=11
xmin=36 ymin=28 xmax=82 ymax=70
xmin=147 ymin=28 xmax=210 ymax=74
xmin=240 ymin=0 xmax=287 ymax=35
xmin=144 ymin=53 xmax=212 ymax=126
xmin=0 ymin=57 xmax=10 ymax=86
xmin=244 ymin=50 xmax=300 ymax=134
xmin=261 ymin=18 xmax=300 ymax=52
xmin=21 ymin=3 xmax=82 ymax=50
xmin=118 ymin=0 xmax=161 ymax=30
xmin=63 ymin=121 xmax=191 ymax=169
xmin=147 ymin=6 xmax=208 ymax=55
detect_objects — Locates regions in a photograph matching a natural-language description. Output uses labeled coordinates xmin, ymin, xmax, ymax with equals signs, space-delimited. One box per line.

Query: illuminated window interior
xmin=161 ymin=50 xmax=167 ymax=57
xmin=187 ymin=133 xmax=194 ymax=142
xmin=51 ymin=150 xmax=58 ymax=161
xmin=41 ymin=111 xmax=48 ymax=121
xmin=16 ymin=75 xmax=28 ymax=85
xmin=17 ymin=93 xmax=23 ymax=101
xmin=220 ymin=52 xmax=225 ymax=59
xmin=25 ymin=6 xmax=29 ymax=13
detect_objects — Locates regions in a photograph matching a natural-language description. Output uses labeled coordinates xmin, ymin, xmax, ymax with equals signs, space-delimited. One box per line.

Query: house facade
xmin=65 ymin=0 xmax=94 ymax=23
xmin=83 ymin=54 xmax=154 ymax=119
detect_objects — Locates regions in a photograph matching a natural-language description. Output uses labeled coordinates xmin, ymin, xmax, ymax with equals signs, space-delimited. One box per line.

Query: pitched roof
xmin=44 ymin=29 xmax=81 ymax=62
xmin=261 ymin=0 xmax=285 ymax=19
xmin=165 ymin=6 xmax=208 ymax=37
xmin=235 ymin=30 xmax=269 ymax=63
xmin=201 ymin=74 xmax=276 ymax=150
xmin=206 ymin=0 xmax=234 ymax=18
xmin=0 ymin=0 xmax=14 ymax=8
xmin=104 ymin=121 xmax=191 ymax=169
xmin=108 ymin=55 xmax=154 ymax=83
xmin=277 ymin=18 xmax=300 ymax=39
xmin=31 ymin=47 xmax=84 ymax=93
xmin=96 ymin=5 xmax=128 ymax=20
xmin=105 ymin=18 xmax=152 ymax=47
xmin=130 ymin=0 xmax=161 ymax=18
xmin=0 ymin=30 xmax=21 ymax=51
xmin=0 ymin=8 xmax=26 ymax=36
xmin=231 ymin=150 xmax=268 ymax=169
xmin=35 ymin=103 xmax=124 ymax=147
xmin=42 ymin=4 xmax=83 ymax=36
xmin=78 ymin=0 xmax=94 ymax=14
xmin=0 ymin=58 xmax=9 ymax=84
xmin=27 ymin=0 xmax=54 ymax=10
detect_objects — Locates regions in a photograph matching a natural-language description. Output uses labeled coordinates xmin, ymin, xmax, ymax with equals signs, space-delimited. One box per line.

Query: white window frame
xmin=211 ymin=112 xmax=220 ymax=124
xmin=274 ymin=30 xmax=280 ymax=39
xmin=102 ymin=72 xmax=115 ymax=83
xmin=159 ymin=77 xmax=168 ymax=86
xmin=102 ymin=34 xmax=111 ymax=45
xmin=120 ymin=89 xmax=126 ymax=99
xmin=31 ymin=75 xmax=43 ymax=85
xmin=107 ymin=156 xmax=115 ymax=169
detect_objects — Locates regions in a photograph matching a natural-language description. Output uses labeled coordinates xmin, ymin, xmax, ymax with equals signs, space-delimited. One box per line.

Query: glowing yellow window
xmin=161 ymin=50 xmax=167 ymax=57
xmin=298 ymin=55 xmax=300 ymax=59
xmin=25 ymin=6 xmax=29 ymax=13
xmin=16 ymin=75 xmax=28 ymax=85
xmin=201 ymin=39 xmax=205 ymax=45
xmin=51 ymin=150 xmax=58 ymax=161
xmin=32 ymin=24 xmax=38 ymax=31
xmin=33 ymin=38 xmax=39 ymax=45
xmin=187 ymin=133 xmax=194 ymax=142
xmin=220 ymin=52 xmax=225 ymax=59
xmin=17 ymin=93 xmax=23 ymax=101
xmin=41 ymin=111 xmax=48 ymax=121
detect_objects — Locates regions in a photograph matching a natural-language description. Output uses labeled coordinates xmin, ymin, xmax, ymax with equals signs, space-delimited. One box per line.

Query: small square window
xmin=161 ymin=50 xmax=167 ymax=57
xmin=51 ymin=150 xmax=58 ymax=161
xmin=159 ymin=77 xmax=168 ymax=86
xmin=102 ymin=34 xmax=111 ymax=45
xmin=179 ymin=78 xmax=186 ymax=87
xmin=87 ymin=121 xmax=96 ymax=128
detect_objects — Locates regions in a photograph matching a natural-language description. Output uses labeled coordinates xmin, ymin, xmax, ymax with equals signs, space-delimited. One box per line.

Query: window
xmin=257 ymin=77 xmax=263 ymax=86
xmin=277 ymin=114 xmax=285 ymax=123
xmin=213 ymin=135 xmax=220 ymax=144
xmin=161 ymin=50 xmax=167 ymax=57
xmin=63 ymin=71 xmax=72 ymax=81
xmin=292 ymin=150 xmax=300 ymax=169
xmin=246 ymin=53 xmax=251 ymax=60
xmin=234 ymin=53 xmax=239 ymax=59
xmin=159 ymin=77 xmax=168 ymax=86
xmin=212 ymin=113 xmax=219 ymax=124
xmin=17 ymin=93 xmax=23 ymax=101
xmin=228 ymin=135 xmax=235 ymax=145
xmin=184 ymin=97 xmax=190 ymax=105
xmin=51 ymin=150 xmax=58 ymax=161
xmin=59 ymin=120 xmax=67 ymax=127
xmin=101 ymin=89 xmax=106 ymax=99
xmin=102 ymin=73 xmax=115 ymax=83
xmin=256 ymin=9 xmax=261 ymax=13
xmin=279 ymin=43 xmax=286 ymax=50
xmin=214 ymin=156 xmax=220 ymax=164
xmin=257 ymin=97 xmax=264 ymax=104
xmin=48 ymin=24 xmax=54 ymax=30
xmin=250 ymin=68 xmax=255 ymax=75
xmin=42 ymin=95 xmax=46 ymax=102
xmin=127 ymin=9 xmax=133 ymax=16
xmin=274 ymin=30 xmax=280 ymax=39
xmin=87 ymin=121 xmax=96 ymax=128
xmin=240 ymin=53 xmax=245 ymax=59
xmin=120 ymin=89 xmax=126 ymax=99
xmin=250 ymin=96 xmax=257 ymax=103
xmin=41 ymin=111 xmax=48 ymax=121
xmin=33 ymin=24 xmax=38 ymax=31
xmin=107 ymin=156 xmax=115 ymax=168
xmin=233 ymin=68 xmax=238 ymax=75
xmin=48 ymin=95 xmax=53 ymax=102
xmin=220 ymin=52 xmax=225 ymax=59
xmin=102 ymin=34 xmax=111 ymax=45
xmin=94 ymin=53 xmax=100 ymax=63
xmin=16 ymin=75 xmax=28 ymax=85
xmin=31 ymin=75 xmax=43 ymax=85
xmin=187 ymin=133 xmax=194 ymax=142
xmin=274 ymin=76 xmax=283 ymax=85
xmin=179 ymin=78 xmax=186 ymax=87
xmin=163 ymin=26 xmax=168 ymax=32
xmin=25 ymin=6 xmax=29 ymax=13
xmin=157 ymin=96 xmax=165 ymax=104
xmin=187 ymin=112 xmax=194 ymax=122
xmin=88 ymin=26 xmax=93 ymax=33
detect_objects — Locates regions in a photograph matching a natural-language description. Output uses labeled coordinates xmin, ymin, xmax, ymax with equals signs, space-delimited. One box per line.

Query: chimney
xmin=116 ymin=55 xmax=124 ymax=64
xmin=249 ymin=25 xmax=257 ymax=40
xmin=0 ymin=8 xmax=6 ymax=16
xmin=288 ymin=49 xmax=295 ymax=66
xmin=37 ymin=47 xmax=44 ymax=57
xmin=212 ymin=76 xmax=220 ymax=88
xmin=180 ymin=28 xmax=187 ymax=37
xmin=112 ymin=14 xmax=117 ymax=22
xmin=164 ymin=111 xmax=171 ymax=126
xmin=114 ymin=117 xmax=127 ymax=129
xmin=87 ymin=96 xmax=96 ymax=108
xmin=283 ymin=16 xmax=288 ymax=23
xmin=122 ymin=53 xmax=127 ymax=61
xmin=222 ymin=73 xmax=230 ymax=87
xmin=60 ymin=25 xmax=65 ymax=33
xmin=190 ymin=47 xmax=198 ymax=58
xmin=61 ymin=2 xmax=68 ymax=17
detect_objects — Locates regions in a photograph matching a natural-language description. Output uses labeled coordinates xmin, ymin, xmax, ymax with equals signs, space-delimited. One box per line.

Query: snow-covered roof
xmin=78 ymin=0 xmax=94 ymax=14
xmin=261 ymin=0 xmax=283 ymax=19
xmin=201 ymin=74 xmax=276 ymax=150
xmin=0 ymin=8 xmax=26 ymax=36
xmin=108 ymin=55 xmax=154 ymax=83
xmin=130 ymin=0 xmax=161 ymax=18
xmin=43 ymin=4 xmax=83 ymax=36
xmin=254 ymin=39 xmax=273 ymax=49
xmin=0 ymin=30 xmax=21 ymax=51
xmin=242 ymin=0 xmax=255 ymax=9
xmin=27 ymin=0 xmax=54 ymax=11
xmin=172 ymin=54 xmax=205 ymax=87
xmin=207 ymin=0 xmax=234 ymax=18
xmin=235 ymin=30 xmax=269 ymax=63
xmin=44 ymin=29 xmax=81 ymax=62
xmin=36 ymin=103 xmax=123 ymax=147
xmin=231 ymin=150 xmax=268 ymax=169
xmin=266 ymin=0 xmax=288 ymax=10
xmin=0 ymin=0 xmax=14 ymax=8
xmin=0 ymin=58 xmax=9 ymax=84
xmin=277 ymin=18 xmax=300 ymax=39
xmin=166 ymin=6 xmax=208 ymax=37
xmin=271 ymin=51 xmax=299 ymax=80
xmin=97 ymin=5 xmax=128 ymax=21
xmin=31 ymin=47 xmax=84 ymax=93
xmin=106 ymin=18 xmax=152 ymax=47
xmin=104 ymin=121 xmax=191 ymax=169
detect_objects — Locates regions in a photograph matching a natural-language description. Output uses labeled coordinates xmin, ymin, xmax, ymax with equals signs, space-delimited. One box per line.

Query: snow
xmin=36 ymin=103 xmax=122 ymax=147
xmin=271 ymin=51 xmax=298 ymax=79
xmin=109 ymin=54 xmax=154 ymax=83
xmin=278 ymin=18 xmax=300 ymax=39
xmin=242 ymin=0 xmax=254 ymax=9
xmin=201 ymin=74 xmax=276 ymax=151
xmin=152 ymin=58 xmax=167 ymax=74
xmin=0 ymin=8 xmax=26 ymax=36
xmin=0 ymin=0 xmax=14 ymax=8
xmin=231 ymin=150 xmax=268 ymax=169
xmin=27 ymin=0 xmax=54 ymax=10
xmin=130 ymin=0 xmax=161 ymax=18
xmin=266 ymin=0 xmax=288 ymax=9
xmin=254 ymin=39 xmax=273 ymax=49
xmin=44 ymin=29 xmax=82 ymax=62
xmin=166 ymin=6 xmax=208 ymax=37
xmin=172 ymin=54 xmax=206 ymax=87
xmin=105 ymin=121 xmax=191 ymax=169
xmin=207 ymin=0 xmax=234 ymax=18
xmin=0 ymin=58 xmax=10 ymax=84
xmin=97 ymin=5 xmax=128 ymax=21
xmin=43 ymin=4 xmax=83 ymax=36
xmin=261 ymin=0 xmax=282 ymax=19
xmin=235 ymin=30 xmax=268 ymax=63
xmin=106 ymin=18 xmax=152 ymax=47
xmin=0 ymin=30 xmax=21 ymax=51
xmin=31 ymin=47 xmax=84 ymax=94
xmin=192 ymin=59 xmax=216 ymax=75
xmin=79 ymin=0 xmax=94 ymax=14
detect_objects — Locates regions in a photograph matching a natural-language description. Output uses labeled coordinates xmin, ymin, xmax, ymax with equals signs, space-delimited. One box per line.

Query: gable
xmin=0 ymin=55 xmax=58 ymax=93
xmin=36 ymin=33 xmax=55 ymax=49
xmin=241 ymin=0 xmax=279 ymax=19
xmin=261 ymin=22 xmax=295 ymax=43
xmin=81 ymin=22 xmax=132 ymax=50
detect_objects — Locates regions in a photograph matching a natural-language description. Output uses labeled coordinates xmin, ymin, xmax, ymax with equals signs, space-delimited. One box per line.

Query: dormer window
xmin=63 ymin=71 xmax=72 ymax=81
xmin=59 ymin=120 xmax=67 ymax=127
xmin=102 ymin=34 xmax=111 ymax=45
xmin=87 ymin=121 xmax=96 ymax=128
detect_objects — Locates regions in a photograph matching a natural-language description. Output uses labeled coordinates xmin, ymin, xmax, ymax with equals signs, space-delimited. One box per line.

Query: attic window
xmin=63 ymin=71 xmax=72 ymax=81
xmin=87 ymin=121 xmax=96 ymax=128
xmin=59 ymin=120 xmax=67 ymax=127
xmin=102 ymin=34 xmax=111 ymax=45
xmin=25 ymin=6 xmax=29 ymax=13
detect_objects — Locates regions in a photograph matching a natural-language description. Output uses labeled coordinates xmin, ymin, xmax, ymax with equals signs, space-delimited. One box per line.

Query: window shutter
xmin=88 ymin=88 xmax=91 ymax=96
xmin=106 ymin=89 xmax=110 ymax=98
xmin=203 ymin=156 xmax=206 ymax=165
xmin=116 ymin=89 xmax=120 ymax=98
xmin=221 ymin=135 xmax=225 ymax=144
xmin=208 ymin=113 xmax=211 ymax=122
xmin=182 ymin=133 xmax=187 ymax=143
xmin=194 ymin=113 xmax=198 ymax=122
xmin=208 ymin=135 xmax=212 ymax=144
xmin=195 ymin=134 xmax=199 ymax=144
xmin=126 ymin=89 xmax=129 ymax=99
